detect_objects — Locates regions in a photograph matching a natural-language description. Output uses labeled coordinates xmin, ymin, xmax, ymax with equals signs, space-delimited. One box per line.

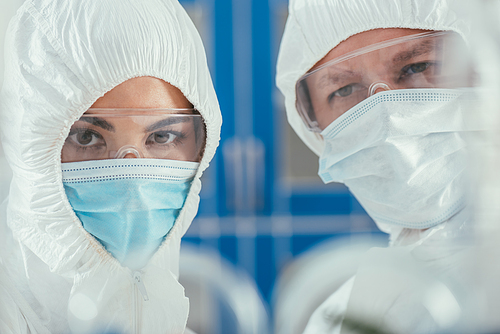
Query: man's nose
xmin=368 ymin=82 xmax=392 ymax=96
xmin=123 ymin=152 xmax=140 ymax=159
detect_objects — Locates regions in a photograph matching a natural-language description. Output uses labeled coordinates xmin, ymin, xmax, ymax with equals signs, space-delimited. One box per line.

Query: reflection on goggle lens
xmin=62 ymin=109 xmax=206 ymax=162
xmin=296 ymin=31 xmax=474 ymax=132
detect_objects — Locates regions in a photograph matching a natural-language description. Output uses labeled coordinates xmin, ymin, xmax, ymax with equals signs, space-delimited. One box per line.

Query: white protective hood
xmin=0 ymin=0 xmax=221 ymax=333
xmin=276 ymin=0 xmax=470 ymax=157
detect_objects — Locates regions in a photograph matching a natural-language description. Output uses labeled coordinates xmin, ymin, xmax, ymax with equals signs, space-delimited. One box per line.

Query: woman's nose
xmin=114 ymin=145 xmax=143 ymax=159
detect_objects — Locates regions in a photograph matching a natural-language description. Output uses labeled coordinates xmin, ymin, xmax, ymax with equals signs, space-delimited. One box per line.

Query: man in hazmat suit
xmin=0 ymin=0 xmax=221 ymax=333
xmin=277 ymin=0 xmax=476 ymax=333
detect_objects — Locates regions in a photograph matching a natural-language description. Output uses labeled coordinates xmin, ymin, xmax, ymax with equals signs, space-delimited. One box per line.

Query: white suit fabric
xmin=276 ymin=0 xmax=472 ymax=333
xmin=302 ymin=211 xmax=471 ymax=334
xmin=0 ymin=0 xmax=221 ymax=333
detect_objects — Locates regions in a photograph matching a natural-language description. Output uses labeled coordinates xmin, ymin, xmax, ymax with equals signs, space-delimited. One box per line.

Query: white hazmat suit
xmin=276 ymin=0 xmax=474 ymax=333
xmin=0 ymin=0 xmax=221 ymax=333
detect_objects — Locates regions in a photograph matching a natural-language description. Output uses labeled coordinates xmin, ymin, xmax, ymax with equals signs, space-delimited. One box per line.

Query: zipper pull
xmin=133 ymin=271 xmax=150 ymax=301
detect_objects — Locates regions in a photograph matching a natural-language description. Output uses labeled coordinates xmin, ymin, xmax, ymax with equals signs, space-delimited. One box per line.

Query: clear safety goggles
xmin=296 ymin=31 xmax=473 ymax=132
xmin=61 ymin=109 xmax=206 ymax=162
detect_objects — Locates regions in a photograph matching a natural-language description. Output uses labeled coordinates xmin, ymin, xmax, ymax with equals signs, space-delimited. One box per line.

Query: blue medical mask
xmin=318 ymin=89 xmax=472 ymax=230
xmin=62 ymin=158 xmax=199 ymax=269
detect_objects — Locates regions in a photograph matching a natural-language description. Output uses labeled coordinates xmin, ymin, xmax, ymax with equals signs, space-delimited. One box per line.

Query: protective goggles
xmin=296 ymin=31 xmax=473 ymax=132
xmin=61 ymin=109 xmax=205 ymax=162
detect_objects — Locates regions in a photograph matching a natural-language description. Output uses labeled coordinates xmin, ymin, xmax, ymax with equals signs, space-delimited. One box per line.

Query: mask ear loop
xmin=368 ymin=82 xmax=392 ymax=96
xmin=112 ymin=145 xmax=144 ymax=159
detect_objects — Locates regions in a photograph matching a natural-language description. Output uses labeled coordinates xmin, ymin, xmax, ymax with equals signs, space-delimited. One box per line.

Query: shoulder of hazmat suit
xmin=0 ymin=0 xmax=221 ymax=333
xmin=276 ymin=0 xmax=472 ymax=333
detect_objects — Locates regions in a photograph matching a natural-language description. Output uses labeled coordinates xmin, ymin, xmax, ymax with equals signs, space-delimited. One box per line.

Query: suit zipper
xmin=133 ymin=271 xmax=149 ymax=333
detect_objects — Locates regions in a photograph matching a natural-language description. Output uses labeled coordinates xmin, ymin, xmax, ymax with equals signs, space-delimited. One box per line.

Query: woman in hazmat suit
xmin=277 ymin=0 xmax=476 ymax=333
xmin=0 ymin=0 xmax=221 ymax=333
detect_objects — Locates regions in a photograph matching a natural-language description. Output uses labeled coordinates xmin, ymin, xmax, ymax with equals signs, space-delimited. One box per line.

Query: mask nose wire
xmin=112 ymin=145 xmax=144 ymax=159
xmin=368 ymin=82 xmax=392 ymax=96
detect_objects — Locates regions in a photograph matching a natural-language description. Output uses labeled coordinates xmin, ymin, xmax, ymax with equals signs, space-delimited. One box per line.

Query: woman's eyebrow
xmin=146 ymin=116 xmax=191 ymax=132
xmin=80 ymin=117 xmax=115 ymax=132
xmin=392 ymin=40 xmax=437 ymax=63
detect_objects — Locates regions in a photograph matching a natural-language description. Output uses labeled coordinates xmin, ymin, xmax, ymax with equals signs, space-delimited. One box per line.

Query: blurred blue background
xmin=177 ymin=0 xmax=387 ymax=330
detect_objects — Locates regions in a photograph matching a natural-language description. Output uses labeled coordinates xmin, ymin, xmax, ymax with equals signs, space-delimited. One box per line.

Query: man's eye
xmin=328 ymin=84 xmax=356 ymax=103
xmin=406 ymin=62 xmax=430 ymax=74
xmin=336 ymin=85 xmax=353 ymax=97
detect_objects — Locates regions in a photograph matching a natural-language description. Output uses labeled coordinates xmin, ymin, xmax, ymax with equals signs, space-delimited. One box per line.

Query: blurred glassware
xmin=179 ymin=243 xmax=270 ymax=334
xmin=458 ymin=0 xmax=500 ymax=332
xmin=273 ymin=234 xmax=388 ymax=334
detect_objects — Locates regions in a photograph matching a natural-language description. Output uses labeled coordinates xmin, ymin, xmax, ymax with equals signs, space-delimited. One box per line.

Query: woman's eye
xmin=76 ymin=132 xmax=93 ymax=145
xmin=149 ymin=131 xmax=178 ymax=144
xmin=68 ymin=130 xmax=103 ymax=146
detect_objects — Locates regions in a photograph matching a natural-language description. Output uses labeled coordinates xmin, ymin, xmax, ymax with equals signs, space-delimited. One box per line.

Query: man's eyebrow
xmin=392 ymin=40 xmax=438 ymax=63
xmin=80 ymin=117 xmax=115 ymax=132
xmin=146 ymin=116 xmax=192 ymax=132
xmin=315 ymin=70 xmax=357 ymax=90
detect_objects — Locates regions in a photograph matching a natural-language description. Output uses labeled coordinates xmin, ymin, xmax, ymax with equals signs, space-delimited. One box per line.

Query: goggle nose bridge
xmin=368 ymin=81 xmax=393 ymax=97
xmin=112 ymin=145 xmax=144 ymax=159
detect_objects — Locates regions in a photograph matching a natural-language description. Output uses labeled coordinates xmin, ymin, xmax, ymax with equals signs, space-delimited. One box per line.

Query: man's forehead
xmin=310 ymin=39 xmax=442 ymax=89
xmin=312 ymin=28 xmax=434 ymax=70
xmin=312 ymin=68 xmax=359 ymax=90
xmin=388 ymin=39 xmax=441 ymax=63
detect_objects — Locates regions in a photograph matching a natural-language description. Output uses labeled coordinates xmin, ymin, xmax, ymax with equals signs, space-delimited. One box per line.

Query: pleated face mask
xmin=62 ymin=109 xmax=205 ymax=269
xmin=318 ymin=89 xmax=472 ymax=229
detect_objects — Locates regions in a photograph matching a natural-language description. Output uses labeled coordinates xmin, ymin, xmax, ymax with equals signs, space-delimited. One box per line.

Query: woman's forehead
xmin=91 ymin=77 xmax=193 ymax=109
